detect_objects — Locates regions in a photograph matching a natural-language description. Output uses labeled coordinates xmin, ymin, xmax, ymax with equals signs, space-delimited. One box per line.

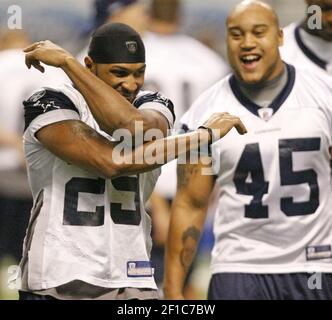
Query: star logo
xmin=29 ymin=90 xmax=46 ymax=103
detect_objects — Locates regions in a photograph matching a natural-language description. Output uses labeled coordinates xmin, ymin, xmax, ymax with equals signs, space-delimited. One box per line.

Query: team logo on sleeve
xmin=27 ymin=90 xmax=61 ymax=112
xmin=28 ymin=90 xmax=46 ymax=103
xmin=126 ymin=41 xmax=138 ymax=54
xmin=155 ymin=92 xmax=170 ymax=107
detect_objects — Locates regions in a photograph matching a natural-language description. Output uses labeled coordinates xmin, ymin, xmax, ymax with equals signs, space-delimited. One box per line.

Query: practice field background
xmin=0 ymin=0 xmax=305 ymax=56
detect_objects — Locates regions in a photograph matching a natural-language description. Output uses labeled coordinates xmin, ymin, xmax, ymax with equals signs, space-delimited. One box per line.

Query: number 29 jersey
xmin=181 ymin=64 xmax=332 ymax=274
xmin=21 ymin=84 xmax=175 ymax=291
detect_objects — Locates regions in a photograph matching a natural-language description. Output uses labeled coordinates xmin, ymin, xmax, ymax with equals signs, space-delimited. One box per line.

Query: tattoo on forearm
xmin=177 ymin=163 xmax=199 ymax=189
xmin=70 ymin=121 xmax=115 ymax=146
xmin=179 ymin=226 xmax=200 ymax=272
xmin=71 ymin=121 xmax=99 ymax=138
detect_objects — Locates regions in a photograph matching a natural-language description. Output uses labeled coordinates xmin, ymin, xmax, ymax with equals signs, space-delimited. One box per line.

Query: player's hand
xmin=202 ymin=112 xmax=247 ymax=141
xmin=23 ymin=40 xmax=74 ymax=73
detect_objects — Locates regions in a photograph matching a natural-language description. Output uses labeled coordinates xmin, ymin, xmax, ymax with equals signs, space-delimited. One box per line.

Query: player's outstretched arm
xmin=24 ymin=41 xmax=169 ymax=137
xmin=164 ymin=160 xmax=215 ymax=300
xmin=35 ymin=113 xmax=246 ymax=178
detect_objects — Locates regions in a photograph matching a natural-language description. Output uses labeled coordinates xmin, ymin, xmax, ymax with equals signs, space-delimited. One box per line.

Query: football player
xmin=281 ymin=0 xmax=332 ymax=75
xmin=165 ymin=0 xmax=332 ymax=300
xmin=18 ymin=23 xmax=246 ymax=300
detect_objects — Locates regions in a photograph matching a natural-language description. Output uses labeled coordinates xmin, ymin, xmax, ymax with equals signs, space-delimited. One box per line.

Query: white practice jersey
xmin=144 ymin=32 xmax=230 ymax=198
xmin=181 ymin=64 xmax=332 ymax=274
xmin=281 ymin=23 xmax=332 ymax=76
xmin=21 ymin=84 xmax=175 ymax=290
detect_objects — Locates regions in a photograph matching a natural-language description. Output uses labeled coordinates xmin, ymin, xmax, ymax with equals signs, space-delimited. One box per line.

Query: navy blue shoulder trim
xmin=294 ymin=26 xmax=327 ymax=71
xmin=229 ymin=63 xmax=296 ymax=119
xmin=133 ymin=92 xmax=175 ymax=123
xmin=23 ymin=90 xmax=79 ymax=131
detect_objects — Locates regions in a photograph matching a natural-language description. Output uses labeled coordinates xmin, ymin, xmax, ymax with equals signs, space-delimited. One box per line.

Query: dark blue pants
xmin=208 ymin=273 xmax=332 ymax=300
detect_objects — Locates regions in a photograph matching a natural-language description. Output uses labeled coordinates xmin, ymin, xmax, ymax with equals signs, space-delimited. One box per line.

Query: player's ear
xmin=84 ymin=56 xmax=96 ymax=73
xmin=278 ymin=28 xmax=284 ymax=47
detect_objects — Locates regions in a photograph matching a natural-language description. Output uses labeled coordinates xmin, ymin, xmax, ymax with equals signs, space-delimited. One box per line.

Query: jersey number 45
xmin=233 ymin=138 xmax=320 ymax=219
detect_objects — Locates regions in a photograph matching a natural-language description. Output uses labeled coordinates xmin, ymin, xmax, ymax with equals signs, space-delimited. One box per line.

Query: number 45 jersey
xmin=181 ymin=64 xmax=332 ymax=274
xmin=21 ymin=84 xmax=175 ymax=291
